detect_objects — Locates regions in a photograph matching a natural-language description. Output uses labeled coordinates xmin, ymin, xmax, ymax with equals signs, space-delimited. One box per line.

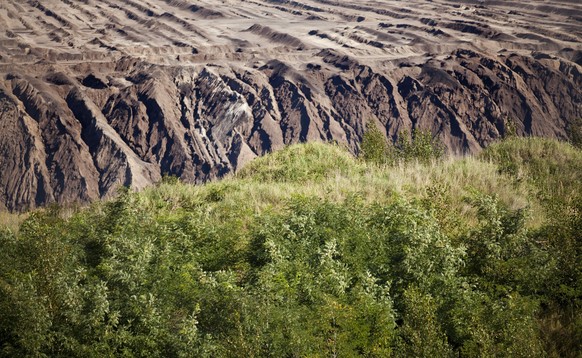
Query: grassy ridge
xmin=0 ymin=138 xmax=580 ymax=357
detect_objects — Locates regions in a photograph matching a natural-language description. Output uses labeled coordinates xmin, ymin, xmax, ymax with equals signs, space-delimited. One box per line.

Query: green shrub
xmin=360 ymin=124 xmax=444 ymax=165
xmin=395 ymin=286 xmax=453 ymax=358
xmin=360 ymin=122 xmax=389 ymax=165
xmin=393 ymin=129 xmax=444 ymax=164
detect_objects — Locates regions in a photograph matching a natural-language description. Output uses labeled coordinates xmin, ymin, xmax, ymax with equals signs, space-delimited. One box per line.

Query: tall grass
xmin=138 ymin=141 xmax=542 ymax=232
xmin=0 ymin=211 xmax=26 ymax=231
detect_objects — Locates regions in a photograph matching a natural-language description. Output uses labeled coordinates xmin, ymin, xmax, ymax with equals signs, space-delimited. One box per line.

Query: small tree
xmin=360 ymin=122 xmax=389 ymax=165
xmin=394 ymin=129 xmax=444 ymax=164
xmin=502 ymin=116 xmax=517 ymax=139
xmin=360 ymin=124 xmax=444 ymax=165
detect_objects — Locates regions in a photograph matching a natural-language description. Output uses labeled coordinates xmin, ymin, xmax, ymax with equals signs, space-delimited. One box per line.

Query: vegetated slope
xmin=0 ymin=0 xmax=581 ymax=211
xmin=0 ymin=138 xmax=580 ymax=357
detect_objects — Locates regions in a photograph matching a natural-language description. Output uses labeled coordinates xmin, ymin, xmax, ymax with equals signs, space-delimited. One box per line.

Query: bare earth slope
xmin=0 ymin=0 xmax=581 ymax=210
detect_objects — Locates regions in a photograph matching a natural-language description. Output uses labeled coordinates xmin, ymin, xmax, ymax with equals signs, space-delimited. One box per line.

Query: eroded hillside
xmin=0 ymin=0 xmax=581 ymax=210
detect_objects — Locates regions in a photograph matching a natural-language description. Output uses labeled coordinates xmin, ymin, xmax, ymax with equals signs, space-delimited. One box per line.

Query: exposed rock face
xmin=0 ymin=0 xmax=580 ymax=211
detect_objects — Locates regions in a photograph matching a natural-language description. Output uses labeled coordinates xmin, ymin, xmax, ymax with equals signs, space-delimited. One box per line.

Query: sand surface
xmin=1 ymin=0 xmax=580 ymax=67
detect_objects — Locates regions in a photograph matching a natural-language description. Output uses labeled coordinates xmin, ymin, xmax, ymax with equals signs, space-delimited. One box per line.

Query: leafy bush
xmin=481 ymin=138 xmax=582 ymax=356
xmin=395 ymin=286 xmax=453 ymax=358
xmin=360 ymin=124 xmax=444 ymax=165
xmin=393 ymin=129 xmax=444 ymax=164
xmin=360 ymin=122 xmax=389 ymax=165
